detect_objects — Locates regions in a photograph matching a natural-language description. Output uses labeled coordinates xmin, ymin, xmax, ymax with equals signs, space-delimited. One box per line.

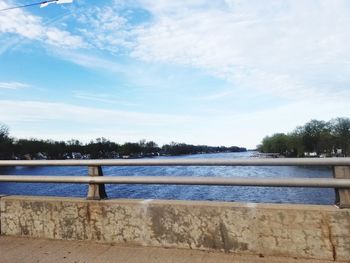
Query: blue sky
xmin=0 ymin=0 xmax=350 ymax=148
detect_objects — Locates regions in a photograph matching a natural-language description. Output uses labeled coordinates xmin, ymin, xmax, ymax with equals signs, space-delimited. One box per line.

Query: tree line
xmin=257 ymin=118 xmax=350 ymax=157
xmin=0 ymin=123 xmax=246 ymax=160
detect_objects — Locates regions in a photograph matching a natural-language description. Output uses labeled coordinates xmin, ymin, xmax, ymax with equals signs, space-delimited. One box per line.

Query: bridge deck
xmin=0 ymin=236 xmax=344 ymax=263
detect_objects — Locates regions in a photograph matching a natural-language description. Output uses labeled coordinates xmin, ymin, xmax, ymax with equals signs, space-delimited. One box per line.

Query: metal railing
xmin=0 ymin=158 xmax=350 ymax=207
xmin=1 ymin=158 xmax=350 ymax=166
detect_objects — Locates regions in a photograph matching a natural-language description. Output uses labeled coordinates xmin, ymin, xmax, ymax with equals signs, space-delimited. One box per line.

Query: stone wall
xmin=1 ymin=196 xmax=350 ymax=261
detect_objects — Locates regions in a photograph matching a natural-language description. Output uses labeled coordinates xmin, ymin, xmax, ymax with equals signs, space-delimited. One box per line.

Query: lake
xmin=0 ymin=152 xmax=335 ymax=205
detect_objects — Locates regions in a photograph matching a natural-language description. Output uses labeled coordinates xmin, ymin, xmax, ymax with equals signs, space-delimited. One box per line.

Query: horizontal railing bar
xmin=0 ymin=175 xmax=350 ymax=188
xmin=0 ymin=158 xmax=350 ymax=167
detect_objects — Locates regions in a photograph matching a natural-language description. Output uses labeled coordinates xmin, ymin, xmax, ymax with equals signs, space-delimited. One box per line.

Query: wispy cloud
xmin=0 ymin=99 xmax=189 ymax=124
xmin=0 ymin=81 xmax=31 ymax=89
xmin=53 ymin=0 xmax=350 ymax=102
xmin=52 ymin=49 xmax=125 ymax=73
xmin=0 ymin=0 xmax=86 ymax=49
xmin=73 ymin=91 xmax=139 ymax=107
xmin=1 ymin=1 xmax=349 ymax=147
xmin=0 ymin=99 xmax=196 ymax=144
xmin=1 ymin=97 xmax=348 ymax=148
xmin=74 ymin=3 xmax=134 ymax=53
xmin=130 ymin=0 xmax=350 ymax=101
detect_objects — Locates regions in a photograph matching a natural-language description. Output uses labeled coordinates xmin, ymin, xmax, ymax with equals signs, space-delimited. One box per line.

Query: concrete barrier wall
xmin=1 ymin=196 xmax=350 ymax=261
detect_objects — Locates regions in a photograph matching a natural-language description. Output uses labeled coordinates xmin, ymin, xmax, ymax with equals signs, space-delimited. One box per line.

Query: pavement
xmin=0 ymin=236 xmax=346 ymax=263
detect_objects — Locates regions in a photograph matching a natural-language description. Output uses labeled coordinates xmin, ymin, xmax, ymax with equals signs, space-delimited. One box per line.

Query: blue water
xmin=0 ymin=152 xmax=334 ymax=204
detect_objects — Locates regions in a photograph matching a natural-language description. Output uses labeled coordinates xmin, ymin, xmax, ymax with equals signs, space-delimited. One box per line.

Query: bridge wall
xmin=1 ymin=196 xmax=349 ymax=261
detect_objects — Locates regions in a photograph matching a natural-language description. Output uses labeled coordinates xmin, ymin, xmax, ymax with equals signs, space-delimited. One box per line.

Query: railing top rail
xmin=1 ymin=175 xmax=350 ymax=188
xmin=0 ymin=157 xmax=350 ymax=167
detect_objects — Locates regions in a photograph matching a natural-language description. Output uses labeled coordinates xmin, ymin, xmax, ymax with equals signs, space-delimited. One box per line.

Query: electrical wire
xmin=0 ymin=0 xmax=58 ymax=12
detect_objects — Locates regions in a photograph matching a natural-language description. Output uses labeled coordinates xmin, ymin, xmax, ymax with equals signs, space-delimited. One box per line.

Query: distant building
xmin=36 ymin=152 xmax=48 ymax=160
xmin=72 ymin=152 xmax=82 ymax=159
xmin=23 ymin=154 xmax=31 ymax=160
xmin=82 ymin=154 xmax=91 ymax=159
xmin=304 ymin=152 xmax=317 ymax=157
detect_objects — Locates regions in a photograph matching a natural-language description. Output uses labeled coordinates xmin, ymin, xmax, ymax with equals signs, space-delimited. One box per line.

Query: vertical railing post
xmin=333 ymin=166 xmax=350 ymax=208
xmin=87 ymin=166 xmax=108 ymax=200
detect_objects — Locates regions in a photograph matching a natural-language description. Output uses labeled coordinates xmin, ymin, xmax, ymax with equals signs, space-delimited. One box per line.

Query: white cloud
xmin=73 ymin=90 xmax=139 ymax=106
xmin=2 ymin=0 xmax=350 ymax=103
xmin=0 ymin=81 xmax=31 ymax=89
xmin=1 ymin=98 xmax=349 ymax=148
xmin=38 ymin=0 xmax=349 ymax=103
xmin=45 ymin=28 xmax=85 ymax=48
xmin=52 ymin=49 xmax=125 ymax=73
xmin=63 ymin=0 xmax=350 ymax=101
xmin=74 ymin=4 xmax=134 ymax=53
xmin=0 ymin=99 xmax=196 ymax=144
xmin=1 ymin=1 xmax=349 ymax=147
xmin=0 ymin=99 xmax=189 ymax=125
xmin=130 ymin=0 xmax=350 ymax=100
xmin=0 ymin=0 xmax=85 ymax=49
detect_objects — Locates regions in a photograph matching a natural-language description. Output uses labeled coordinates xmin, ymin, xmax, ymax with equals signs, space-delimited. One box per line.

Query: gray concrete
xmin=1 ymin=236 xmax=348 ymax=263
xmin=0 ymin=194 xmax=4 ymax=235
xmin=1 ymin=196 xmax=350 ymax=261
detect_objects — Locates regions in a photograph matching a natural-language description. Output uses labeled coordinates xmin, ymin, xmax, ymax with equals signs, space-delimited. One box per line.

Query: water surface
xmin=0 ymin=152 xmax=334 ymax=204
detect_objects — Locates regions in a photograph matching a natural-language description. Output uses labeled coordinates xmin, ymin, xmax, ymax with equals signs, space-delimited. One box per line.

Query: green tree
xmin=301 ymin=120 xmax=332 ymax=155
xmin=259 ymin=133 xmax=289 ymax=155
xmin=288 ymin=128 xmax=305 ymax=157
xmin=0 ymin=123 xmax=13 ymax=159
xmin=331 ymin=117 xmax=350 ymax=156
xmin=120 ymin=142 xmax=142 ymax=156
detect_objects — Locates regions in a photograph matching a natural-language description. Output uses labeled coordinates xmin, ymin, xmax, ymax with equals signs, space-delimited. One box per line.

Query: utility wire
xmin=0 ymin=0 xmax=57 ymax=12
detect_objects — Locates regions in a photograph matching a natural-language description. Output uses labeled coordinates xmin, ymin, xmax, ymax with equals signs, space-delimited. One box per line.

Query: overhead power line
xmin=0 ymin=1 xmax=57 ymax=11
xmin=0 ymin=0 xmax=73 ymax=12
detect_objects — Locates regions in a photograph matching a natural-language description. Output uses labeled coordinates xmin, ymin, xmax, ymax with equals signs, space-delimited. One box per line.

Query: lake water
xmin=0 ymin=152 xmax=335 ymax=205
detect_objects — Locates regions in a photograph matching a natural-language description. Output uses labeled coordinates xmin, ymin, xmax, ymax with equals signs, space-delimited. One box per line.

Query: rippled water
xmin=0 ymin=152 xmax=334 ymax=204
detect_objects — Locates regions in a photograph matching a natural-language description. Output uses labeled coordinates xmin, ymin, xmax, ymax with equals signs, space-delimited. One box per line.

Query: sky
xmin=0 ymin=0 xmax=349 ymax=149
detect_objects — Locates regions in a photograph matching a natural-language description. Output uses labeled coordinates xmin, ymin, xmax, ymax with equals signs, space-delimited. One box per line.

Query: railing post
xmin=87 ymin=166 xmax=108 ymax=200
xmin=333 ymin=166 xmax=350 ymax=208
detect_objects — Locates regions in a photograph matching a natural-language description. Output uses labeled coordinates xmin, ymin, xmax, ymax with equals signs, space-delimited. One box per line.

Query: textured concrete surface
xmin=1 ymin=236 xmax=348 ymax=263
xmin=1 ymin=196 xmax=350 ymax=261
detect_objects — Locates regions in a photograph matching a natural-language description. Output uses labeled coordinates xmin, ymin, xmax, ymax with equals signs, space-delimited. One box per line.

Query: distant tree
xmin=257 ymin=118 xmax=350 ymax=157
xmin=288 ymin=128 xmax=305 ymax=157
xmin=259 ymin=133 xmax=289 ymax=155
xmin=14 ymin=139 xmax=44 ymax=159
xmin=0 ymin=123 xmax=246 ymax=160
xmin=86 ymin=138 xmax=119 ymax=158
xmin=66 ymin=139 xmax=83 ymax=154
xmin=120 ymin=142 xmax=142 ymax=156
xmin=301 ymin=120 xmax=332 ymax=155
xmin=144 ymin=141 xmax=160 ymax=154
xmin=0 ymin=123 xmax=9 ymax=138
xmin=46 ymin=140 xmax=67 ymax=159
xmin=160 ymin=142 xmax=245 ymax=156
xmin=0 ymin=123 xmax=13 ymax=159
xmin=331 ymin=117 xmax=350 ymax=156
